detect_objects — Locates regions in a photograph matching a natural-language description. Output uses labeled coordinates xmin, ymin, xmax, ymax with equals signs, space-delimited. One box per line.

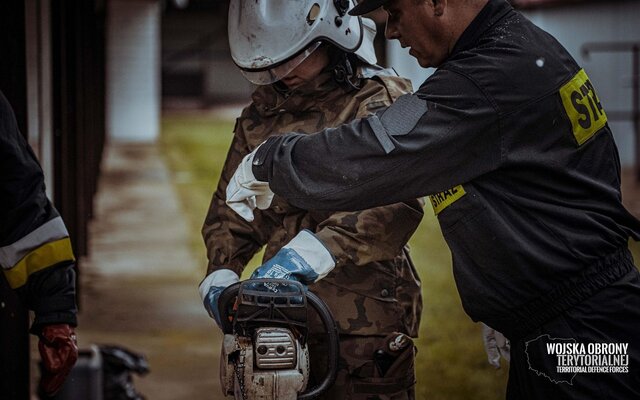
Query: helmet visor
xmin=240 ymin=42 xmax=322 ymax=85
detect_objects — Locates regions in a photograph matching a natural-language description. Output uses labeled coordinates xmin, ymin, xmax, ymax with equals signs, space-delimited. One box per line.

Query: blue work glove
xmin=251 ymin=230 xmax=336 ymax=291
xmin=199 ymin=269 xmax=240 ymax=328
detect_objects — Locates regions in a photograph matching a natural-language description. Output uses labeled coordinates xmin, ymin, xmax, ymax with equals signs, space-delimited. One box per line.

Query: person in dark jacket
xmin=0 ymin=90 xmax=78 ymax=396
xmin=224 ymin=0 xmax=640 ymax=398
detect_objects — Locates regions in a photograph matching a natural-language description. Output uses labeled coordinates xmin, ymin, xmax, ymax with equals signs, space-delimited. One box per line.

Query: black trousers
xmin=507 ymin=268 xmax=640 ymax=399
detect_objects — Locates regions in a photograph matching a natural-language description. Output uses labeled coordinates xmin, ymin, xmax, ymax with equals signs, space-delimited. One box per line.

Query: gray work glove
xmin=482 ymin=323 xmax=510 ymax=369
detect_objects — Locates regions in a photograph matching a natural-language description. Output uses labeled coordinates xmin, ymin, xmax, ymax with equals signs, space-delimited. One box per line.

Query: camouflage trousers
xmin=308 ymin=334 xmax=417 ymax=400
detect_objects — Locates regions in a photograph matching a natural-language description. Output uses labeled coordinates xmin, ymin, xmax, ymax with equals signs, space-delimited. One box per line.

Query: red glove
xmin=38 ymin=324 xmax=79 ymax=396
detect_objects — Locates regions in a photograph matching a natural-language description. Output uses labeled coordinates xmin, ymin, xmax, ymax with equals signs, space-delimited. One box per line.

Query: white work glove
xmin=482 ymin=323 xmax=511 ymax=369
xmin=225 ymin=147 xmax=274 ymax=222
xmin=251 ymin=230 xmax=336 ymax=289
xmin=199 ymin=269 xmax=240 ymax=329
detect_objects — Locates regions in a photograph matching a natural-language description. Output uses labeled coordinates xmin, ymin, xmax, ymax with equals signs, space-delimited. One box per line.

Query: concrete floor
xmin=72 ymin=143 xmax=223 ymax=399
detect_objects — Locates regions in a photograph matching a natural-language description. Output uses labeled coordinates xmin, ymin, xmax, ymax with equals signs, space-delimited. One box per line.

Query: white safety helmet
xmin=228 ymin=0 xmax=378 ymax=85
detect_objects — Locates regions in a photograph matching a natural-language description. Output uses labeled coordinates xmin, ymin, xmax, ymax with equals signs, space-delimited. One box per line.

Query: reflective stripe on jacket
xmin=0 ymin=90 xmax=77 ymax=332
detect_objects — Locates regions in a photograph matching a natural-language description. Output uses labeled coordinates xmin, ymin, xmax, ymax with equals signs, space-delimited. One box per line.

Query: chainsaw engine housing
xmin=220 ymin=327 xmax=309 ymax=399
xmin=218 ymin=280 xmax=338 ymax=400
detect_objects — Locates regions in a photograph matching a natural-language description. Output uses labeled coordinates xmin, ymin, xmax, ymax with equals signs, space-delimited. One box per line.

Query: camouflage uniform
xmin=202 ymin=68 xmax=423 ymax=399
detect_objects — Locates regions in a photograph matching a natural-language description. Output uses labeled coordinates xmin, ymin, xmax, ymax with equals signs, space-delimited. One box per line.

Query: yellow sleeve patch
xmin=559 ymin=69 xmax=608 ymax=146
xmin=2 ymin=238 xmax=75 ymax=289
xmin=429 ymin=185 xmax=466 ymax=216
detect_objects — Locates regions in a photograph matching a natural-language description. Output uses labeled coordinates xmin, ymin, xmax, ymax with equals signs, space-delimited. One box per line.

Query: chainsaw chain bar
xmin=233 ymin=337 xmax=248 ymax=400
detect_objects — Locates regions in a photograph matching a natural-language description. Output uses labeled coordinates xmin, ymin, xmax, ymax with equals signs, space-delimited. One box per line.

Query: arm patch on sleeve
xmin=366 ymin=94 xmax=428 ymax=154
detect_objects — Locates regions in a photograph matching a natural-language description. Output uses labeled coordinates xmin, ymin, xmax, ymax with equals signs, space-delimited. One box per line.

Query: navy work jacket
xmin=0 ymin=90 xmax=77 ymax=333
xmin=252 ymin=0 xmax=640 ymax=338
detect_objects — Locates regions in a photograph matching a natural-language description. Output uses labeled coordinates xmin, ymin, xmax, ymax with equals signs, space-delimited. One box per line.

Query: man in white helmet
xmin=199 ymin=1 xmax=424 ymax=398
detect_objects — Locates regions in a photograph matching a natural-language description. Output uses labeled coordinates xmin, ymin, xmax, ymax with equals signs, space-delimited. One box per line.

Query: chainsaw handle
xmin=299 ymin=289 xmax=339 ymax=400
xmin=217 ymin=279 xmax=340 ymax=399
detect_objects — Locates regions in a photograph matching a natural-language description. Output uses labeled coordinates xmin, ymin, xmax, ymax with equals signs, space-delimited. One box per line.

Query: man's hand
xmin=38 ymin=324 xmax=78 ymax=396
xmin=251 ymin=230 xmax=335 ymax=289
xmin=482 ymin=323 xmax=511 ymax=369
xmin=226 ymin=147 xmax=274 ymax=222
xmin=199 ymin=269 xmax=241 ymax=328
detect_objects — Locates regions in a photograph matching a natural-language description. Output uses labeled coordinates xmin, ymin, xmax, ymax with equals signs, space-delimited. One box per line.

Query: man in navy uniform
xmin=225 ymin=0 xmax=640 ymax=398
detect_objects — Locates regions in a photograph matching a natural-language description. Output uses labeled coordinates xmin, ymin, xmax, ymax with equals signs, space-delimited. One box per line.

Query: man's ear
xmin=432 ymin=0 xmax=447 ymax=16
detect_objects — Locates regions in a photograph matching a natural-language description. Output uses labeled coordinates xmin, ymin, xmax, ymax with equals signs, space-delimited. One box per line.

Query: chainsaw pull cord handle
xmin=217 ymin=280 xmax=340 ymax=399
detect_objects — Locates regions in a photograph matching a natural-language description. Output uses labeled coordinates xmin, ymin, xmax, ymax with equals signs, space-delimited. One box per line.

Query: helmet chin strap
xmin=332 ymin=52 xmax=361 ymax=91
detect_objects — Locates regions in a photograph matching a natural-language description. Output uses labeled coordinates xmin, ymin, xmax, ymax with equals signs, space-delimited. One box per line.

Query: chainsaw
xmin=217 ymin=279 xmax=339 ymax=400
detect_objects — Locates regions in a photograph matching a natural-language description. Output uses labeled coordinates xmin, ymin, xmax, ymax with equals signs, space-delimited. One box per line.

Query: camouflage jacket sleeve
xmin=201 ymin=111 xmax=275 ymax=277
xmin=314 ymin=74 xmax=425 ymax=266
xmin=314 ymin=199 xmax=424 ymax=267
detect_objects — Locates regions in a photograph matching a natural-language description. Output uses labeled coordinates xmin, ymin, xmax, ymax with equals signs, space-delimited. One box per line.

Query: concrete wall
xmin=385 ymin=2 xmax=640 ymax=165
xmin=107 ymin=0 xmax=160 ymax=142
